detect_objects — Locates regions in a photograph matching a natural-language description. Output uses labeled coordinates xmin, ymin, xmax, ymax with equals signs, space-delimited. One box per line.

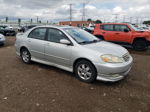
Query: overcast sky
xmin=0 ymin=0 xmax=150 ymax=22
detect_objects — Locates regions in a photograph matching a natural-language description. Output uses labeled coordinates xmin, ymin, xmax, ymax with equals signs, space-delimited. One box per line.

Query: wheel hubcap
xmin=77 ymin=64 xmax=92 ymax=80
xmin=22 ymin=51 xmax=29 ymax=62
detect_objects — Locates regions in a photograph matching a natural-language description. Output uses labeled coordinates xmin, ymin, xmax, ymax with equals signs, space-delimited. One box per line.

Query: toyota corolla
xmin=15 ymin=26 xmax=133 ymax=83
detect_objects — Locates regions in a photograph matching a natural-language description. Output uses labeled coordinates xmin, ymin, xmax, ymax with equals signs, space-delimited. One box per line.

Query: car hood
xmin=83 ymin=41 xmax=128 ymax=57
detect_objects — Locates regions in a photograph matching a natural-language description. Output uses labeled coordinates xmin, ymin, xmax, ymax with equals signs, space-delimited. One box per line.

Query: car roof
xmin=96 ymin=23 xmax=129 ymax=26
xmin=34 ymin=25 xmax=76 ymax=29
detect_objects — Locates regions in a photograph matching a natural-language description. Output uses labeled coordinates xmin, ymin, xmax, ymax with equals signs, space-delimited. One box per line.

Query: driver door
xmin=113 ymin=25 xmax=132 ymax=43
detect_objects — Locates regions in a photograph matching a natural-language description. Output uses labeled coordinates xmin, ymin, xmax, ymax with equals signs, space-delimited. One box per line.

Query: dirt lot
xmin=0 ymin=36 xmax=150 ymax=112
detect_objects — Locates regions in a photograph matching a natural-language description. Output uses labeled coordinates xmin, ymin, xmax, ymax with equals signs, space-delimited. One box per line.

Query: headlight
xmin=101 ymin=54 xmax=124 ymax=63
xmin=0 ymin=34 xmax=5 ymax=40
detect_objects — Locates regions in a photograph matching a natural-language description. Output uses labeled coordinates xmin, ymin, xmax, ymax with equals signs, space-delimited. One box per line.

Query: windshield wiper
xmin=79 ymin=41 xmax=92 ymax=44
xmin=92 ymin=39 xmax=101 ymax=43
xmin=79 ymin=39 xmax=100 ymax=44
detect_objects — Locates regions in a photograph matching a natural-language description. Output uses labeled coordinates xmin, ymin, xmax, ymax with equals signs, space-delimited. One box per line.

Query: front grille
xmin=123 ymin=53 xmax=130 ymax=62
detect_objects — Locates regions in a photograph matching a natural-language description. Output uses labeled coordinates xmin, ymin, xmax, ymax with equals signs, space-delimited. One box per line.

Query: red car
xmin=93 ymin=23 xmax=150 ymax=50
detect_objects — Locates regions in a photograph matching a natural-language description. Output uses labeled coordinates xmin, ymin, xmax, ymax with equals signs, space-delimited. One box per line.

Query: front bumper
xmin=94 ymin=56 xmax=133 ymax=82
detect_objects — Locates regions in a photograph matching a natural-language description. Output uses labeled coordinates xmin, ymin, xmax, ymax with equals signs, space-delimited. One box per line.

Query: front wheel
xmin=133 ymin=39 xmax=147 ymax=51
xmin=75 ymin=60 xmax=97 ymax=83
xmin=21 ymin=48 xmax=31 ymax=64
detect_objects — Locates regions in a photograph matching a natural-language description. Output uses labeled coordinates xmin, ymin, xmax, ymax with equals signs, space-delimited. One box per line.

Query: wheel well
xmin=133 ymin=37 xmax=148 ymax=45
xmin=73 ymin=58 xmax=97 ymax=73
xmin=20 ymin=46 xmax=28 ymax=53
xmin=133 ymin=37 xmax=146 ymax=42
xmin=95 ymin=35 xmax=104 ymax=40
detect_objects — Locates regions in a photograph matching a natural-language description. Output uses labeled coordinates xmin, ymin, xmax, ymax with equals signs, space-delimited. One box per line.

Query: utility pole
xmin=37 ymin=16 xmax=39 ymax=24
xmin=123 ymin=15 xmax=125 ymax=23
xmin=130 ymin=17 xmax=133 ymax=23
xmin=30 ymin=19 xmax=33 ymax=24
xmin=140 ymin=17 xmax=143 ymax=24
xmin=136 ymin=17 xmax=139 ymax=24
xmin=69 ymin=4 xmax=73 ymax=26
xmin=82 ymin=3 xmax=86 ymax=21
xmin=113 ymin=14 xmax=119 ymax=23
xmin=104 ymin=18 xmax=105 ymax=23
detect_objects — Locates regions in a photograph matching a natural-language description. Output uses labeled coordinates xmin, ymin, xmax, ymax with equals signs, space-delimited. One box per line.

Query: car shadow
xmin=30 ymin=61 xmax=128 ymax=86
xmin=31 ymin=61 xmax=75 ymax=78
xmin=121 ymin=45 xmax=150 ymax=56
xmin=2 ymin=36 xmax=16 ymax=48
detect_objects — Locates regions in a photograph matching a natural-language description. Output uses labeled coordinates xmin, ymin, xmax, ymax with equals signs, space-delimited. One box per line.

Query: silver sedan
xmin=0 ymin=34 xmax=5 ymax=46
xmin=15 ymin=26 xmax=133 ymax=83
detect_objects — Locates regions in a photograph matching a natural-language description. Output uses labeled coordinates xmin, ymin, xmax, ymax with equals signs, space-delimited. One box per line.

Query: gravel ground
xmin=0 ymin=36 xmax=150 ymax=112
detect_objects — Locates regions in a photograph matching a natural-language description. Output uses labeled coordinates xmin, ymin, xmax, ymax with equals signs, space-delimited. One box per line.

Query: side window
xmin=29 ymin=28 xmax=46 ymax=40
xmin=114 ymin=25 xmax=130 ymax=32
xmin=47 ymin=28 xmax=68 ymax=43
xmin=100 ymin=25 xmax=114 ymax=31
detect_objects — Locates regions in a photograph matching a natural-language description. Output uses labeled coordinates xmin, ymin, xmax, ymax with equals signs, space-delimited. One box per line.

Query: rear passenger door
xmin=27 ymin=28 xmax=47 ymax=60
xmin=114 ymin=25 xmax=132 ymax=43
xmin=100 ymin=24 xmax=115 ymax=41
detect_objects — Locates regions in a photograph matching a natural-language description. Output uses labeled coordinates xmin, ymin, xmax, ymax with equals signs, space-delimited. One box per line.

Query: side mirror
xmin=60 ymin=39 xmax=71 ymax=45
xmin=124 ymin=29 xmax=129 ymax=32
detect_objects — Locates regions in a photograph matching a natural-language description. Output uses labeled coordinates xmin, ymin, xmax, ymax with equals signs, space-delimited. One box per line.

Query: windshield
xmin=129 ymin=24 xmax=142 ymax=31
xmin=64 ymin=28 xmax=100 ymax=44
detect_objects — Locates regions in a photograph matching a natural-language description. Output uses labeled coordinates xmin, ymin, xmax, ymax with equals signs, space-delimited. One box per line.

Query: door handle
xmin=28 ymin=39 xmax=31 ymax=42
xmin=115 ymin=33 xmax=119 ymax=34
xmin=102 ymin=32 xmax=105 ymax=34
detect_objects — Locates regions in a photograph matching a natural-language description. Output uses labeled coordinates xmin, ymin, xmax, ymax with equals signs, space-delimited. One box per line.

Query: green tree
xmin=95 ymin=20 xmax=102 ymax=24
xmin=143 ymin=20 xmax=150 ymax=24
xmin=87 ymin=18 xmax=92 ymax=21
xmin=39 ymin=20 xmax=41 ymax=24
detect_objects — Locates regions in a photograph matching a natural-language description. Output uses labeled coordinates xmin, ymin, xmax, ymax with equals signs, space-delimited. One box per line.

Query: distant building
xmin=59 ymin=21 xmax=94 ymax=27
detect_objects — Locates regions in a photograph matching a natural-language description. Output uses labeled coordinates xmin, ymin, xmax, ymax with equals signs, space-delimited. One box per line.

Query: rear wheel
xmin=75 ymin=60 xmax=97 ymax=83
xmin=133 ymin=39 xmax=147 ymax=51
xmin=21 ymin=48 xmax=31 ymax=64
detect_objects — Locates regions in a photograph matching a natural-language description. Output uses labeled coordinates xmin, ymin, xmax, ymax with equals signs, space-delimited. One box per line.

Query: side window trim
xmin=28 ymin=27 xmax=47 ymax=40
xmin=46 ymin=28 xmax=73 ymax=45
xmin=100 ymin=24 xmax=115 ymax=31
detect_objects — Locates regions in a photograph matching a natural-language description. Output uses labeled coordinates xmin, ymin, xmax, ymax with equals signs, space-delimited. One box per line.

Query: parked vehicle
xmin=93 ymin=23 xmax=150 ymax=51
xmin=15 ymin=26 xmax=133 ymax=83
xmin=0 ymin=34 xmax=5 ymax=46
xmin=80 ymin=26 xmax=93 ymax=33
xmin=18 ymin=26 xmax=25 ymax=32
xmin=24 ymin=25 xmax=37 ymax=32
xmin=0 ymin=26 xmax=16 ymax=36
xmin=5 ymin=26 xmax=13 ymax=30
xmin=0 ymin=25 xmax=7 ymax=29
xmin=18 ymin=25 xmax=37 ymax=32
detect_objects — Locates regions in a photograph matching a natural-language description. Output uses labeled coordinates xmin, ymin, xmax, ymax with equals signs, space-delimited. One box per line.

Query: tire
xmin=96 ymin=35 xmax=104 ymax=40
xmin=0 ymin=43 xmax=4 ymax=46
xmin=75 ymin=60 xmax=97 ymax=83
xmin=21 ymin=48 xmax=31 ymax=64
xmin=133 ymin=39 xmax=147 ymax=51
